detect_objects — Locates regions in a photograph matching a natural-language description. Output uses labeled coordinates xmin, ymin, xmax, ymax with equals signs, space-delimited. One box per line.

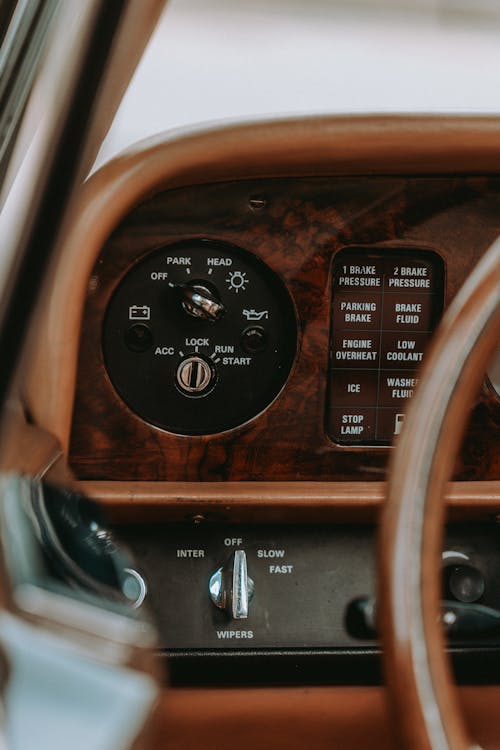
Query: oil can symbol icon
xmin=243 ymin=309 xmax=269 ymax=321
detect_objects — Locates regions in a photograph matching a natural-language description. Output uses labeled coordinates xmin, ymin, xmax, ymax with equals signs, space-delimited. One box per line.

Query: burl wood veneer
xmin=69 ymin=177 xmax=500 ymax=482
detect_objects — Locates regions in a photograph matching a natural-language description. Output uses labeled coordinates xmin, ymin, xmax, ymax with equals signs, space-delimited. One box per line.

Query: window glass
xmin=98 ymin=0 xmax=500 ymax=166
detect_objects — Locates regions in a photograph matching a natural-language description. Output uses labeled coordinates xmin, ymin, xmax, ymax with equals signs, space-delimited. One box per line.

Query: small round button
xmin=447 ymin=565 xmax=485 ymax=603
xmin=176 ymin=356 xmax=214 ymax=396
xmin=241 ymin=326 xmax=268 ymax=354
xmin=124 ymin=324 xmax=153 ymax=353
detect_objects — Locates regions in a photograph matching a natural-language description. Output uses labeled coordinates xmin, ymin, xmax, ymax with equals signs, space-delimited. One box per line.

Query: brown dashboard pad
xmin=154 ymin=687 xmax=500 ymax=750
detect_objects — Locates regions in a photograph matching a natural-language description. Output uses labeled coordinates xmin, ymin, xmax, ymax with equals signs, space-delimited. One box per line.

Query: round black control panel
xmin=103 ymin=241 xmax=297 ymax=435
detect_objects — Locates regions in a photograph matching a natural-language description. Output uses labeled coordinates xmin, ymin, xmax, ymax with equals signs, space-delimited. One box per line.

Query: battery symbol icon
xmin=129 ymin=305 xmax=150 ymax=321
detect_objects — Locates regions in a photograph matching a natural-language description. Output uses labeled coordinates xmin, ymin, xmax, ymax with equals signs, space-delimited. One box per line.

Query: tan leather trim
xmin=0 ymin=398 xmax=63 ymax=478
xmin=152 ymin=686 xmax=500 ymax=750
xmin=0 ymin=0 xmax=165 ymax=478
xmin=20 ymin=115 xmax=500 ymax=457
xmin=79 ymin=480 xmax=500 ymax=522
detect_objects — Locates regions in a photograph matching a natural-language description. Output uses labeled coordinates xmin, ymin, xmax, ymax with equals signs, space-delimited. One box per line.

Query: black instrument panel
xmin=327 ymin=247 xmax=444 ymax=445
xmin=103 ymin=240 xmax=297 ymax=435
xmin=118 ymin=521 xmax=500 ymax=685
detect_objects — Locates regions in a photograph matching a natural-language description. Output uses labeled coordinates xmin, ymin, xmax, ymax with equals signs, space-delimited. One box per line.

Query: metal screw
xmin=442 ymin=610 xmax=457 ymax=626
xmin=88 ymin=275 xmax=99 ymax=293
xmin=248 ymin=197 xmax=267 ymax=211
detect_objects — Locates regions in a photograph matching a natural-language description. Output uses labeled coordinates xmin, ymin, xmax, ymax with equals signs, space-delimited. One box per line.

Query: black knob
xmin=447 ymin=564 xmax=485 ymax=604
xmin=241 ymin=325 xmax=268 ymax=354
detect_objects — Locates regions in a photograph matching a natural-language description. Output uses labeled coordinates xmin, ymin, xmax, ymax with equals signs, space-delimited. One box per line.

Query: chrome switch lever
xmin=181 ymin=282 xmax=225 ymax=321
xmin=209 ymin=550 xmax=254 ymax=619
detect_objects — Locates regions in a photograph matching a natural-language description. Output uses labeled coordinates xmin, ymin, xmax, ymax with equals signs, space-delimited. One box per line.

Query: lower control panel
xmin=125 ymin=523 xmax=377 ymax=649
xmin=119 ymin=522 xmax=500 ymax=684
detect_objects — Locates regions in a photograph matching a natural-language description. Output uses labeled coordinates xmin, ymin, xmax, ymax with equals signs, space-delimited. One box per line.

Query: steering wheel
xmin=379 ymin=238 xmax=500 ymax=749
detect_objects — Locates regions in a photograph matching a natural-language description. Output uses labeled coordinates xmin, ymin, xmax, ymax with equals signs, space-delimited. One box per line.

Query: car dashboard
xmin=70 ymin=175 xmax=500 ymax=483
xmin=19 ymin=117 xmax=500 ymax=689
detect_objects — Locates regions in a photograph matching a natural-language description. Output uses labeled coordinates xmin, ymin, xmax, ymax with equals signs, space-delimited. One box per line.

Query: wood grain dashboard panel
xmin=69 ymin=177 xmax=500 ymax=482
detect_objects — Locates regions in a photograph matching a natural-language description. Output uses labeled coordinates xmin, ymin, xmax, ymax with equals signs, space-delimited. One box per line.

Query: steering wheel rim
xmin=378 ymin=238 xmax=500 ymax=750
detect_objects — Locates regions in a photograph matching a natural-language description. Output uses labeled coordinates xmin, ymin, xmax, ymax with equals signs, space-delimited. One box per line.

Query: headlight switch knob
xmin=181 ymin=283 xmax=225 ymax=321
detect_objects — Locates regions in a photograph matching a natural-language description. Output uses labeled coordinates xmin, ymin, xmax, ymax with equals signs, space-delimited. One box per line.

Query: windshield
xmin=97 ymin=0 xmax=500 ymax=167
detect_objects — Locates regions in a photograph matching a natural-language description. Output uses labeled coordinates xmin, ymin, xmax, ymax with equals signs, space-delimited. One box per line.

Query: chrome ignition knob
xmin=209 ymin=550 xmax=254 ymax=620
xmin=176 ymin=355 xmax=214 ymax=395
xmin=181 ymin=283 xmax=225 ymax=321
